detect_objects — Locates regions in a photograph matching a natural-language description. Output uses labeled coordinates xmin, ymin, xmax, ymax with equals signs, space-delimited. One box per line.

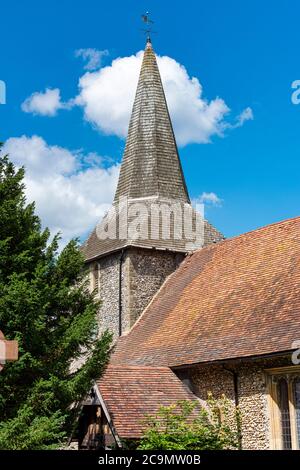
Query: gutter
xmin=222 ymin=366 xmax=242 ymax=450
xmin=84 ymin=244 xmax=189 ymax=264
xmin=171 ymin=349 xmax=293 ymax=371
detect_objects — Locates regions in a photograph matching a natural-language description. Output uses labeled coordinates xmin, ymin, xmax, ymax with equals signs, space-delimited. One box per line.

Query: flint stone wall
xmin=93 ymin=248 xmax=184 ymax=341
xmin=177 ymin=356 xmax=292 ymax=450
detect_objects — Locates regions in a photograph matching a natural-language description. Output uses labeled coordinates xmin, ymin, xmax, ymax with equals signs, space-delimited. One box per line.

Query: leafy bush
xmin=138 ymin=395 xmax=240 ymax=450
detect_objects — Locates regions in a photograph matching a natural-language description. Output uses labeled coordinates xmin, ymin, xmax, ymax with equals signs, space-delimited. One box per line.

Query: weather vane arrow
xmin=141 ymin=11 xmax=156 ymax=41
xmin=141 ymin=11 xmax=154 ymax=24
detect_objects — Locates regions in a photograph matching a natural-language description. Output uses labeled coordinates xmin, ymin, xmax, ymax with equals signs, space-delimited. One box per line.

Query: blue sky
xmin=1 ymin=0 xmax=300 ymax=243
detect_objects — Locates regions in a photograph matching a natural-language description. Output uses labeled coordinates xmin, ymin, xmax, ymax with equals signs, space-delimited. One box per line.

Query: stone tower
xmin=82 ymin=39 xmax=223 ymax=339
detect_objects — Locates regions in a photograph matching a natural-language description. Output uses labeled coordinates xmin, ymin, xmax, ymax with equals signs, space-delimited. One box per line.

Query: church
xmin=79 ymin=39 xmax=300 ymax=450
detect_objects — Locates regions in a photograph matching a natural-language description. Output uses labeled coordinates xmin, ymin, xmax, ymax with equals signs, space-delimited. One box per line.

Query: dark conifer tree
xmin=0 ymin=148 xmax=111 ymax=449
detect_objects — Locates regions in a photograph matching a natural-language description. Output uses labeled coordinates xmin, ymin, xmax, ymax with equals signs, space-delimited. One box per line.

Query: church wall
xmin=96 ymin=253 xmax=128 ymax=340
xmin=126 ymin=248 xmax=184 ymax=327
xmin=178 ymin=356 xmax=292 ymax=450
xmin=94 ymin=248 xmax=184 ymax=341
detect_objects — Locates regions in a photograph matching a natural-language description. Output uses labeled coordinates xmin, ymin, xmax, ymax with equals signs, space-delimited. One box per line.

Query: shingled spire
xmin=82 ymin=40 xmax=224 ymax=262
xmin=114 ymin=39 xmax=190 ymax=203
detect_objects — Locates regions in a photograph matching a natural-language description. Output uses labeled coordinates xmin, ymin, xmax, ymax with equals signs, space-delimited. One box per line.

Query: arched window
xmin=90 ymin=262 xmax=100 ymax=297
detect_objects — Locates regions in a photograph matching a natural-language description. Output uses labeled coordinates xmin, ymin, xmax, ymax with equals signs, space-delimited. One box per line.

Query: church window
xmin=90 ymin=262 xmax=100 ymax=297
xmin=266 ymin=366 xmax=300 ymax=449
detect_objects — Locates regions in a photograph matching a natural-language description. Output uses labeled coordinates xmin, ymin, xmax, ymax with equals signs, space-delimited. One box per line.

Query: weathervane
xmin=141 ymin=11 xmax=155 ymax=41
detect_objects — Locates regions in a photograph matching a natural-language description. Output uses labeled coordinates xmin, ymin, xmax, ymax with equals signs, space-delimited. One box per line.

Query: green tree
xmin=138 ymin=395 xmax=240 ymax=450
xmin=0 ymin=148 xmax=112 ymax=449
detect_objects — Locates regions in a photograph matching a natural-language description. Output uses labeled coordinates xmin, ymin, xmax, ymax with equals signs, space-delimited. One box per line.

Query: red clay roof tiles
xmin=110 ymin=216 xmax=300 ymax=367
xmin=97 ymin=365 xmax=196 ymax=438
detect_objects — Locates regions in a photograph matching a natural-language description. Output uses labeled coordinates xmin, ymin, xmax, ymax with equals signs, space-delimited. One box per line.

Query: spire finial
xmin=141 ymin=11 xmax=154 ymax=43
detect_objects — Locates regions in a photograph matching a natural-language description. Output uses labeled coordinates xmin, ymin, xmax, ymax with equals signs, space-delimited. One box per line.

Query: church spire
xmin=114 ymin=39 xmax=190 ymax=203
xmin=82 ymin=40 xmax=224 ymax=263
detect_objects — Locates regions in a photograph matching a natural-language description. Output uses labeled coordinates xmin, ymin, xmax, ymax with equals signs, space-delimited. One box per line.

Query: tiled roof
xmin=97 ymin=365 xmax=197 ymax=438
xmin=111 ymin=216 xmax=300 ymax=367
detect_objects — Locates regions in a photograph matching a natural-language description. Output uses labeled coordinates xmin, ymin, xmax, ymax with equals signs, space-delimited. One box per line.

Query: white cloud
xmin=235 ymin=106 xmax=254 ymax=127
xmin=21 ymin=88 xmax=69 ymax=117
xmin=75 ymin=48 xmax=109 ymax=71
xmin=2 ymin=136 xmax=119 ymax=246
xmin=21 ymin=51 xmax=253 ymax=145
xmin=226 ymin=106 xmax=254 ymax=129
xmin=74 ymin=51 xmax=252 ymax=146
xmin=193 ymin=192 xmax=223 ymax=207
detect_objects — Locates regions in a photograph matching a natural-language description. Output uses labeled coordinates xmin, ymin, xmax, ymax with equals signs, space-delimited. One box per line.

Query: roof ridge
xmin=106 ymin=364 xmax=170 ymax=370
xmin=216 ymin=214 xmax=300 ymax=246
xmin=176 ymin=216 xmax=300 ymax=262
xmin=181 ymin=215 xmax=300 ymax=262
